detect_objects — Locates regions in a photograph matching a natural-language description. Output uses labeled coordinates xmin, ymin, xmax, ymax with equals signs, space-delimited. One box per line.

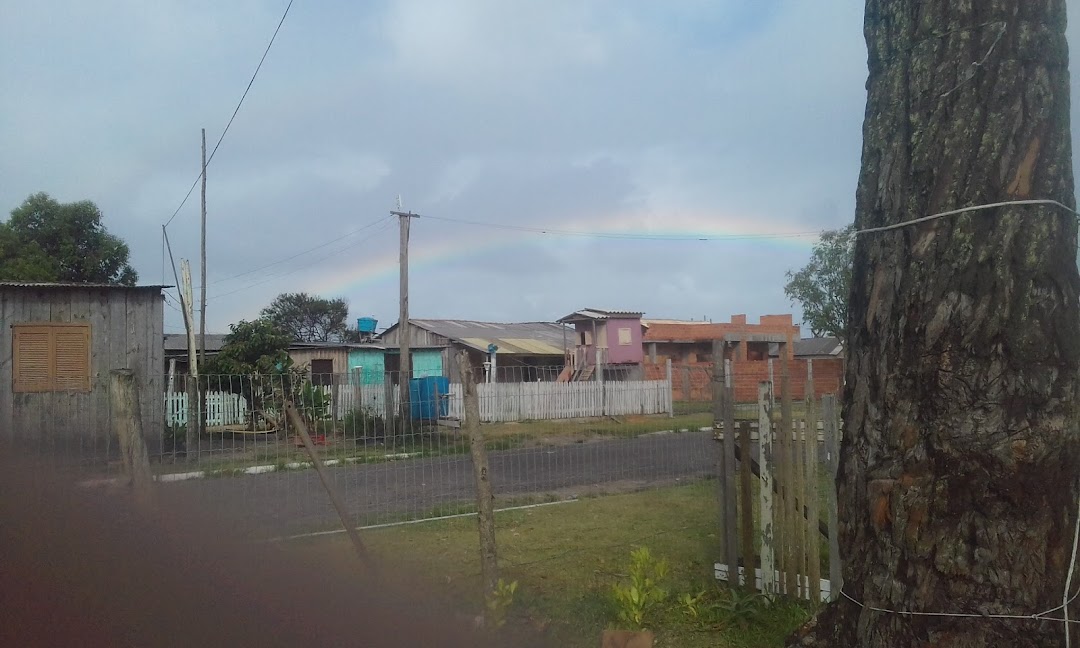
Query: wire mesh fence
xmin=122 ymin=365 xmax=708 ymax=538
xmin=10 ymin=355 xmax=846 ymax=641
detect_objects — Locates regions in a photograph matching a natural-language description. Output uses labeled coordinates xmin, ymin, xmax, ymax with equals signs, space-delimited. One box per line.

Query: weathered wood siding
xmin=0 ymin=285 xmax=164 ymax=456
xmin=288 ymin=348 xmax=349 ymax=375
xmin=379 ymin=322 xmax=451 ymax=348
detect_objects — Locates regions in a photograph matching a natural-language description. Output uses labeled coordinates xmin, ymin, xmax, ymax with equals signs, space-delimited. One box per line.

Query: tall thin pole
xmin=199 ymin=128 xmax=207 ymax=370
xmin=392 ymin=207 xmax=417 ymax=422
xmin=199 ymin=129 xmax=207 ymax=441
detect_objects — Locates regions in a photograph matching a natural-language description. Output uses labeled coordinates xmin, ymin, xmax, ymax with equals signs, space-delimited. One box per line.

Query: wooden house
xmin=557 ymin=309 xmax=646 ymax=381
xmin=0 ymin=282 xmax=165 ymax=456
xmin=379 ymin=319 xmax=570 ymax=382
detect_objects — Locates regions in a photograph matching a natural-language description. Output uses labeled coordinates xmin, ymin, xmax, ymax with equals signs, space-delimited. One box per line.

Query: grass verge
xmin=290 ymin=484 xmax=813 ymax=647
xmin=156 ymin=413 xmax=713 ymax=476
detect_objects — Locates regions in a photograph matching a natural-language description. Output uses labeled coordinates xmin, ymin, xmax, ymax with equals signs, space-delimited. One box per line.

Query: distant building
xmin=556 ymin=309 xmax=645 ymax=381
xmin=164 ymin=333 xmax=227 ymax=376
xmin=379 ymin=319 xmax=570 ymax=382
xmin=641 ymin=314 xmax=842 ymax=402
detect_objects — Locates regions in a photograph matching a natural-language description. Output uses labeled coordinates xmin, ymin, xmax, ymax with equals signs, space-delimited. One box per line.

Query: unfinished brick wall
xmin=647 ymin=358 xmax=844 ymax=403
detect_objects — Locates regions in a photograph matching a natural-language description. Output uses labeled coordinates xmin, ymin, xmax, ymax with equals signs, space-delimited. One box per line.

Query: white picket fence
xmin=166 ymin=378 xmax=672 ymax=427
xmin=448 ymin=379 xmax=672 ymax=422
xmin=165 ymin=392 xmax=249 ymax=427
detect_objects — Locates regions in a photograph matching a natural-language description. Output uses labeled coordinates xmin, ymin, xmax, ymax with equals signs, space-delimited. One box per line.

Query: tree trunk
xmin=792 ymin=2 xmax=1079 ymax=647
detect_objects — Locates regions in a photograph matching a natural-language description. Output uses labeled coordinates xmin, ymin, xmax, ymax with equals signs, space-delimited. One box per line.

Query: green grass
xmin=291 ymin=484 xmax=814 ymax=647
xmin=483 ymin=412 xmax=712 ymax=442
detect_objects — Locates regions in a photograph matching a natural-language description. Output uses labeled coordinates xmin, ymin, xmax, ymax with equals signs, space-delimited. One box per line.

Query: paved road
xmin=162 ymin=430 xmax=719 ymax=537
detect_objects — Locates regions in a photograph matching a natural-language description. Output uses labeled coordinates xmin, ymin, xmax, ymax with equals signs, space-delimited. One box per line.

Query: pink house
xmin=557 ymin=308 xmax=645 ymax=381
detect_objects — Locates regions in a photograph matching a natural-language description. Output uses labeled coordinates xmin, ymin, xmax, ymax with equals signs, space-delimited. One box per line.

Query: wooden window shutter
xmin=13 ymin=328 xmax=51 ymax=392
xmin=54 ymin=328 xmax=91 ymax=391
xmin=12 ymin=323 xmax=92 ymax=393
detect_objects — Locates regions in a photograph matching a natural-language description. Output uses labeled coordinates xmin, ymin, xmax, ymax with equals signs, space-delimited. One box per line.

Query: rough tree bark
xmin=791 ymin=1 xmax=1079 ymax=647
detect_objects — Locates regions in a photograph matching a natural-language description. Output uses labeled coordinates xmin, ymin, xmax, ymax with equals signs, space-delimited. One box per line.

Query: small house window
xmin=617 ymin=327 xmax=632 ymax=346
xmin=12 ymin=323 xmax=92 ymax=393
xmin=310 ymin=359 xmax=334 ymax=386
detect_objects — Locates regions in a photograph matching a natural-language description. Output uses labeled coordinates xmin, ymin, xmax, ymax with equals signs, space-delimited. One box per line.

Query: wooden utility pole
xmin=180 ymin=260 xmax=199 ymax=460
xmin=793 ymin=2 xmax=1078 ymax=646
xmin=199 ymin=129 xmax=208 ymax=441
xmin=391 ymin=207 xmax=418 ymax=423
xmin=199 ymin=128 xmax=207 ymax=372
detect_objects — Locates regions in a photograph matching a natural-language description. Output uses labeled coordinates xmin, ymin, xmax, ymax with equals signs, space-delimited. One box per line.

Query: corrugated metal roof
xmin=408 ymin=319 xmax=570 ymax=356
xmin=558 ymin=308 xmax=644 ymax=322
xmin=0 ymin=281 xmax=170 ymax=290
xmin=164 ymin=333 xmax=228 ymax=352
xmin=794 ymin=337 xmax=843 ymax=357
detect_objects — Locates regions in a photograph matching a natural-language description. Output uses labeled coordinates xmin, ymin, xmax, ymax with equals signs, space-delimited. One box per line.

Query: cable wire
xmin=853 ymin=199 xmax=1078 ymax=236
xmin=209 ymin=215 xmax=394 ymax=286
xmin=163 ymin=0 xmax=295 ymax=228
xmin=206 ymin=217 xmax=394 ymax=302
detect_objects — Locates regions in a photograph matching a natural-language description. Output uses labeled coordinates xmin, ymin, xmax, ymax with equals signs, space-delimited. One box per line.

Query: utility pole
xmin=199 ymin=128 xmax=207 ymax=371
xmin=391 ymin=204 xmax=418 ymax=423
xmin=180 ymin=259 xmax=199 ymax=460
xmin=199 ymin=128 xmax=207 ymax=440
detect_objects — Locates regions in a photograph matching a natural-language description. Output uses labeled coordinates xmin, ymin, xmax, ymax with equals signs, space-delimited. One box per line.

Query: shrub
xmin=611 ymin=547 xmax=668 ymax=629
xmin=344 ymin=407 xmax=386 ymax=439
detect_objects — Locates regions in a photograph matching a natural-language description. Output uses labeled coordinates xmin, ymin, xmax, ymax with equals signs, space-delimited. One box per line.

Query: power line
xmin=209 ymin=215 xmax=394 ymax=286
xmin=418 ymin=213 xmax=824 ymax=242
xmin=206 ymin=218 xmax=395 ymax=302
xmin=163 ymin=0 xmax=296 ymax=228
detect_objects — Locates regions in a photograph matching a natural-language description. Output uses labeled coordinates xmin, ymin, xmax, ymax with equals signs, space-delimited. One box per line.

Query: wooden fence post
xmin=110 ymin=369 xmax=155 ymax=508
xmin=805 ymin=360 xmax=821 ymax=602
xmin=458 ymin=352 xmax=499 ymax=598
xmin=739 ymin=419 xmax=755 ymax=586
xmin=758 ymin=381 xmax=776 ymax=596
xmin=284 ymin=400 xmax=377 ymax=574
xmin=713 ymin=341 xmax=738 ymax=578
xmin=719 ymin=345 xmax=738 ymax=581
xmin=823 ymin=395 xmax=842 ymax=601
xmin=779 ymin=343 xmax=795 ymax=596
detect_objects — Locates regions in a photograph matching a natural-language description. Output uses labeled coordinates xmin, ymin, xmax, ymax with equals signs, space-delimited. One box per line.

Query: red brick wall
xmin=646 ymin=358 xmax=843 ymax=403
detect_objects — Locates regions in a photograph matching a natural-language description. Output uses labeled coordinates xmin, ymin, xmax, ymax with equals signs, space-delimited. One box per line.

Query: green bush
xmin=344 ymin=407 xmax=386 ymax=439
xmin=611 ymin=547 xmax=669 ymax=629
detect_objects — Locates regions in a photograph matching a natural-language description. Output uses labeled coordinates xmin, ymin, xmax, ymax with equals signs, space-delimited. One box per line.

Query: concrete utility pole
xmin=392 ymin=206 xmax=418 ymax=420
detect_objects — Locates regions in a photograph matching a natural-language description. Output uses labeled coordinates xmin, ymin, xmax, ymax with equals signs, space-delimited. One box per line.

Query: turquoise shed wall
xmin=411 ymin=349 xmax=444 ymax=377
xmin=348 ymin=349 xmax=385 ymax=385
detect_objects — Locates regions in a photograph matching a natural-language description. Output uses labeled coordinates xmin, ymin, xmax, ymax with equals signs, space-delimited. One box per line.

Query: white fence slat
xmin=167 ymin=377 xmax=673 ymax=426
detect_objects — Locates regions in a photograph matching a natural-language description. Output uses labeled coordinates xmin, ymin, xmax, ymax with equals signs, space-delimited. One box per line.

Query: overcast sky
xmin=3 ymin=1 xmax=1079 ymax=337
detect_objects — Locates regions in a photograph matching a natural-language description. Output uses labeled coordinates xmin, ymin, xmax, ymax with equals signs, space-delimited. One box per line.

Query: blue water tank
xmin=357 ymin=317 xmax=378 ymax=334
xmin=409 ymin=376 xmax=450 ymax=420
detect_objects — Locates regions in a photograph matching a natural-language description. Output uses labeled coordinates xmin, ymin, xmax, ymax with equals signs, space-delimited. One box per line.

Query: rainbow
xmin=309 ymin=208 xmax=822 ymax=297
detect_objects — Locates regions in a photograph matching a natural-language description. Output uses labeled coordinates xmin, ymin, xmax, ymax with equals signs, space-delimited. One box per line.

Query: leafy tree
xmin=783 ymin=225 xmax=853 ymax=340
xmin=260 ymin=292 xmax=350 ymax=342
xmin=0 ymin=192 xmax=137 ymax=285
xmin=203 ymin=319 xmax=293 ymax=376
